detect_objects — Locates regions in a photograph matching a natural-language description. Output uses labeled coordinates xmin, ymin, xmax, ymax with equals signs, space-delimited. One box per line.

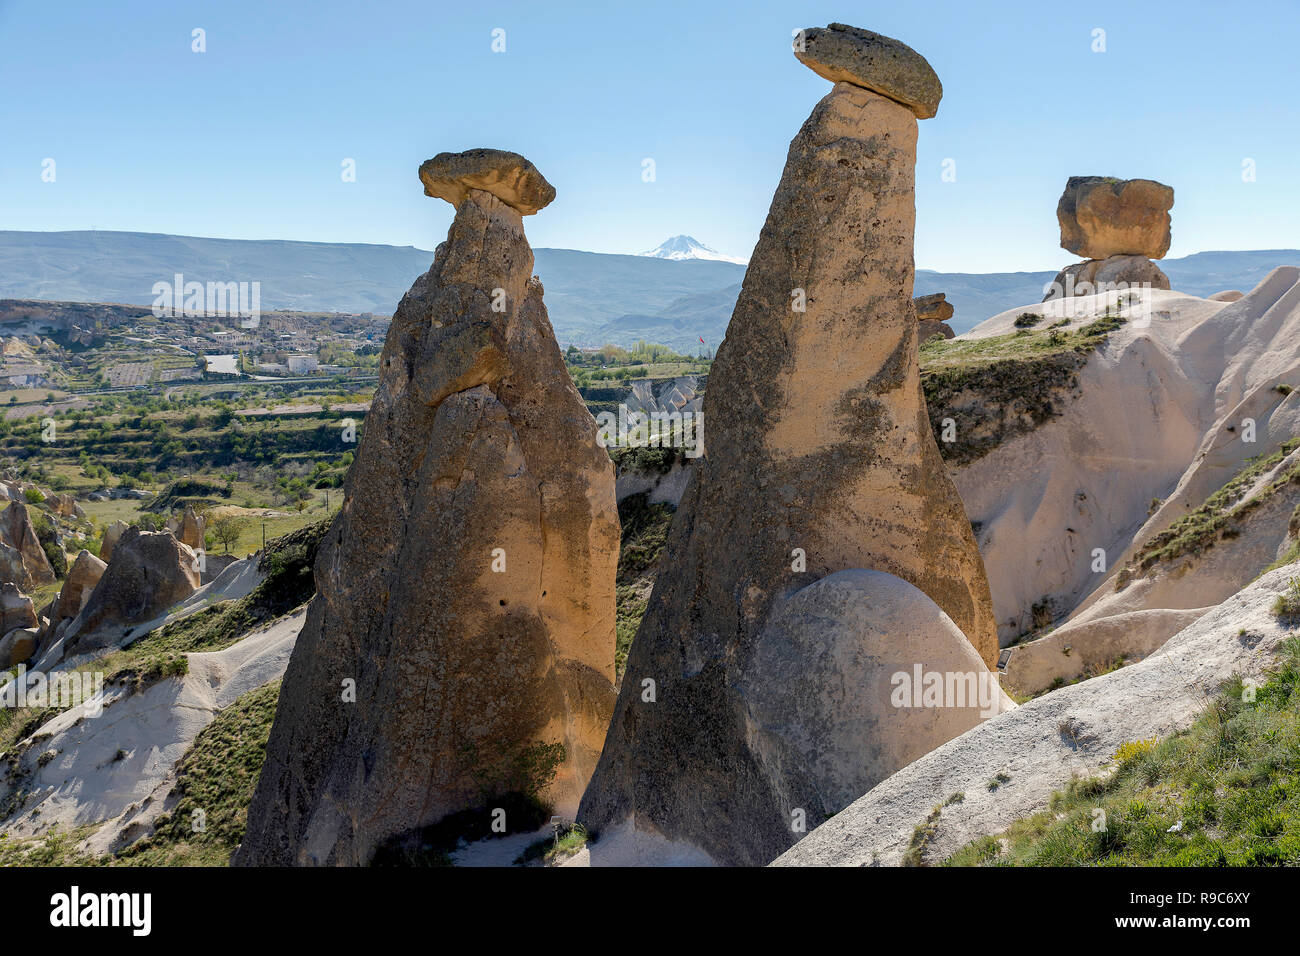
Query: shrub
xmin=1112 ymin=738 xmax=1157 ymax=764
xmin=1272 ymin=577 xmax=1300 ymax=621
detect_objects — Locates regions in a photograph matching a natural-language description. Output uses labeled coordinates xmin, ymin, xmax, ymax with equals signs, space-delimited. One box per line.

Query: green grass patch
xmin=945 ymin=638 xmax=1300 ymax=866
xmin=614 ymin=493 xmax=675 ymax=681
xmin=115 ymin=679 xmax=281 ymax=866
xmin=514 ymin=823 xmax=591 ymax=866
xmin=1122 ymin=438 xmax=1300 ymax=582
xmin=921 ymin=312 xmax=1125 ymax=465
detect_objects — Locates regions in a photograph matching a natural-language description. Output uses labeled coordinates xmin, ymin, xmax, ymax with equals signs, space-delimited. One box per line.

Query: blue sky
xmin=2 ymin=0 xmax=1297 ymax=271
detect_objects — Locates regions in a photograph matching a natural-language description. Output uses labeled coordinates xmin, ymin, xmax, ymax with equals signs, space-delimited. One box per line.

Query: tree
xmin=210 ymin=514 xmax=245 ymax=553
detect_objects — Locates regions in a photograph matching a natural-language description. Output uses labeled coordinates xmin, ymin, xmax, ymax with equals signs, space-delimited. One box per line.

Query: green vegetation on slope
xmin=0 ymin=520 xmax=325 ymax=772
xmin=1121 ymin=438 xmax=1300 ymax=584
xmin=920 ymin=313 xmax=1125 ymax=465
xmin=614 ymin=492 xmax=675 ymax=681
xmin=116 ymin=680 xmax=282 ymax=866
xmin=514 ymin=823 xmax=591 ymax=866
xmin=945 ymin=638 xmax=1300 ymax=866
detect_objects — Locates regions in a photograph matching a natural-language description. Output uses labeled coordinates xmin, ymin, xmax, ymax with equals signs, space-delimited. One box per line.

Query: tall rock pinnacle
xmin=578 ymin=27 xmax=1001 ymax=866
xmin=236 ymin=149 xmax=620 ymax=866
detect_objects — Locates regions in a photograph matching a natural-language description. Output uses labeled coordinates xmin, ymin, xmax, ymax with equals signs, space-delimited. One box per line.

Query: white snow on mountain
xmin=638 ymin=235 xmax=748 ymax=264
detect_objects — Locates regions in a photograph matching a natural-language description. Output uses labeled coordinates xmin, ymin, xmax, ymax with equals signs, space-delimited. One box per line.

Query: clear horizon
xmin=2 ymin=0 xmax=1297 ymax=273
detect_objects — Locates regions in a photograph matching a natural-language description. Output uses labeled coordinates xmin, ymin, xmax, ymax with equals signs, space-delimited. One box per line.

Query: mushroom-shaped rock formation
xmin=577 ymin=27 xmax=1000 ymax=867
xmin=236 ymin=150 xmax=618 ymax=866
xmin=794 ymin=23 xmax=943 ymax=119
xmin=418 ymin=148 xmax=556 ymax=215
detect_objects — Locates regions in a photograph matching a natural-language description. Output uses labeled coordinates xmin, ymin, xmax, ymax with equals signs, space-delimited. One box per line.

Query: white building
xmin=286 ymin=354 xmax=319 ymax=374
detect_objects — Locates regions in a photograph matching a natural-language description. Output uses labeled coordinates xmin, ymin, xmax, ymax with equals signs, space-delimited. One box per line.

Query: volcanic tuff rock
xmin=1057 ymin=176 xmax=1174 ymax=260
xmin=59 ymin=528 xmax=199 ymax=658
xmin=578 ymin=31 xmax=998 ymax=866
xmin=48 ymin=493 xmax=85 ymax=521
xmin=0 ymin=627 xmax=37 ymax=669
xmin=1043 ymin=254 xmax=1170 ymax=302
xmin=943 ymin=267 xmax=1300 ymax=661
xmin=737 ymin=570 xmax=1011 ymax=816
xmin=0 ymin=582 xmax=37 ymax=635
xmin=418 ymin=148 xmax=556 ymax=215
xmin=49 ymin=549 xmax=107 ymax=627
xmin=99 ymin=520 xmax=129 ymax=563
xmin=914 ymin=292 xmax=954 ymax=322
xmin=774 ymin=563 xmax=1300 ymax=866
xmin=175 ymin=505 xmax=205 ymax=550
xmin=236 ymin=151 xmax=618 ymax=866
xmin=794 ymin=23 xmax=943 ymax=118
xmin=0 ymin=503 xmax=55 ymax=589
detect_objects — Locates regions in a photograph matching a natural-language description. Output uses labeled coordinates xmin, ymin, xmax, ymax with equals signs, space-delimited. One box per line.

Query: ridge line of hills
xmin=3 ymin=230 xmax=1297 ymax=351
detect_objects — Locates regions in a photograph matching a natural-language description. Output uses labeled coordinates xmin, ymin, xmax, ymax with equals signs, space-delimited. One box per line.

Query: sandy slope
xmin=0 ymin=609 xmax=304 ymax=855
xmin=773 ymin=562 xmax=1298 ymax=867
xmin=953 ymin=269 xmax=1300 ymax=668
xmin=953 ymin=289 xmax=1224 ymax=642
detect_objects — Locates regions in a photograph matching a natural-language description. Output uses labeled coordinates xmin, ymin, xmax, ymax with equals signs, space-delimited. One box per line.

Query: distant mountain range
xmin=2 ymin=230 xmax=1296 ymax=353
xmin=638 ymin=235 xmax=748 ymax=264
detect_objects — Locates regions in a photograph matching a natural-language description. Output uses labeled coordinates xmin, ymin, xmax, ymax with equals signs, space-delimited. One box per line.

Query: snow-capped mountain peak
xmin=638 ymin=235 xmax=747 ymax=264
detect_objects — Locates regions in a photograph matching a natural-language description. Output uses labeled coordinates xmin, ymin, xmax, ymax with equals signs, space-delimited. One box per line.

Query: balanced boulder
xmin=1047 ymin=176 xmax=1174 ymax=300
xmin=1057 ymin=176 xmax=1173 ymax=260
xmin=236 ymin=150 xmax=618 ymax=866
xmin=578 ymin=28 xmax=999 ymax=867
xmin=914 ymin=292 xmax=956 ymax=341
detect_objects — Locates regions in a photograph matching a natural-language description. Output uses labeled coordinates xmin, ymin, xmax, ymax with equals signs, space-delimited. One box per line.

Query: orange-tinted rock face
xmin=236 ymin=160 xmax=617 ymax=867
xmin=1057 ymin=176 xmax=1174 ymax=260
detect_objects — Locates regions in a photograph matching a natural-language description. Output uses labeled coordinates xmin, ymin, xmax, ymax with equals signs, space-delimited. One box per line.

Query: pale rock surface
xmin=0 ymin=610 xmax=304 ymax=856
xmin=774 ymin=563 xmax=1300 ymax=866
xmin=737 ymin=570 xmax=1010 ymax=816
xmin=1043 ymin=254 xmax=1170 ymax=301
xmin=236 ymin=154 xmax=617 ymax=866
xmin=940 ymin=268 xmax=1300 ymax=681
xmin=949 ymin=288 xmax=1223 ymax=642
